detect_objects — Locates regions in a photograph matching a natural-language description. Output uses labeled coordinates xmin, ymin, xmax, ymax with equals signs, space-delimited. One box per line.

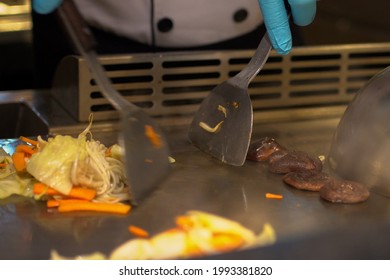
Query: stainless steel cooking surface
xmin=1 ymin=105 xmax=390 ymax=260
xmin=1 ymin=43 xmax=390 ymax=259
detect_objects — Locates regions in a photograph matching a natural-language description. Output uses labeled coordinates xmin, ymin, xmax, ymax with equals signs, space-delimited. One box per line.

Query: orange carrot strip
xmin=12 ymin=152 xmax=26 ymax=172
xmin=33 ymin=183 xmax=97 ymax=201
xmin=128 ymin=225 xmax=149 ymax=238
xmin=33 ymin=183 xmax=59 ymax=196
xmin=47 ymin=199 xmax=91 ymax=208
xmin=46 ymin=200 xmax=61 ymax=208
xmin=58 ymin=202 xmax=131 ymax=215
xmin=144 ymin=125 xmax=162 ymax=148
xmin=67 ymin=187 xmax=97 ymax=201
xmin=19 ymin=136 xmax=39 ymax=146
xmin=265 ymin=193 xmax=283 ymax=200
xmin=105 ymin=148 xmax=112 ymax=157
xmin=59 ymin=199 xmax=91 ymax=205
xmin=211 ymin=233 xmax=245 ymax=253
xmin=0 ymin=163 xmax=8 ymax=168
xmin=176 ymin=215 xmax=195 ymax=230
xmin=15 ymin=145 xmax=36 ymax=155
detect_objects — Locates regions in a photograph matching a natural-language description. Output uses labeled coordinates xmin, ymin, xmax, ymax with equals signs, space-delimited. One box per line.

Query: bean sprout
xmin=69 ymin=115 xmax=130 ymax=202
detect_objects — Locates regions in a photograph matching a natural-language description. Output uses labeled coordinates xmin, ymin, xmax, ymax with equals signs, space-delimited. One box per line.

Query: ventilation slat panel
xmin=52 ymin=43 xmax=390 ymax=121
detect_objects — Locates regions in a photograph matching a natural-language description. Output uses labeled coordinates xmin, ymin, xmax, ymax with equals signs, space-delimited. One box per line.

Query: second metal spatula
xmin=188 ymin=33 xmax=273 ymax=166
xmin=58 ymin=0 xmax=171 ymax=204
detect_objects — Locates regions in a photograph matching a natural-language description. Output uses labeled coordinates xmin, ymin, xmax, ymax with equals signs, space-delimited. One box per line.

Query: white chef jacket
xmin=73 ymin=0 xmax=263 ymax=48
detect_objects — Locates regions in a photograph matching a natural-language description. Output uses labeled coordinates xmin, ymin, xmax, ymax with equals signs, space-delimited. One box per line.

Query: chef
xmin=31 ymin=0 xmax=316 ymax=87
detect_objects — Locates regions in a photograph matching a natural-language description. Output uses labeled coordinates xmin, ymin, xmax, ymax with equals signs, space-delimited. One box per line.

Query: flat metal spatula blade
xmin=58 ymin=0 xmax=171 ymax=204
xmin=188 ymin=33 xmax=272 ymax=166
xmin=120 ymin=111 xmax=171 ymax=204
xmin=188 ymin=81 xmax=253 ymax=166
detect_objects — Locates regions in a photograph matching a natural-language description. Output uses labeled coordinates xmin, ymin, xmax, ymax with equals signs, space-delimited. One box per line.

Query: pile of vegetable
xmin=0 ymin=121 xmax=131 ymax=214
xmin=51 ymin=210 xmax=276 ymax=260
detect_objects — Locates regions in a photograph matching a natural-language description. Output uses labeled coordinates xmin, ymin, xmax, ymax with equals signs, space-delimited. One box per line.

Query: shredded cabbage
xmin=0 ymin=155 xmax=14 ymax=180
xmin=0 ymin=173 xmax=34 ymax=199
xmin=27 ymin=135 xmax=88 ymax=195
xmin=25 ymin=121 xmax=129 ymax=202
xmin=0 ymin=148 xmax=32 ymax=199
xmin=0 ymin=114 xmax=130 ymax=202
xmin=108 ymin=144 xmax=124 ymax=161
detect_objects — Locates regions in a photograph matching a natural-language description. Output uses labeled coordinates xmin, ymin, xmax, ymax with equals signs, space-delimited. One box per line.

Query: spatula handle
xmin=232 ymin=33 xmax=273 ymax=86
xmin=56 ymin=0 xmax=135 ymax=113
xmin=233 ymin=6 xmax=292 ymax=87
xmin=57 ymin=0 xmax=97 ymax=53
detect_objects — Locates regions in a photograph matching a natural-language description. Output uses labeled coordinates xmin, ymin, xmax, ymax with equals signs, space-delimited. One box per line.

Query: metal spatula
xmin=328 ymin=65 xmax=390 ymax=197
xmin=188 ymin=33 xmax=272 ymax=166
xmin=58 ymin=0 xmax=171 ymax=204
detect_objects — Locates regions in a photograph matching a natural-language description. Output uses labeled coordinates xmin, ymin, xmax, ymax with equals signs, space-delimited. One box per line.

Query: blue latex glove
xmin=258 ymin=0 xmax=316 ymax=55
xmin=32 ymin=0 xmax=63 ymax=14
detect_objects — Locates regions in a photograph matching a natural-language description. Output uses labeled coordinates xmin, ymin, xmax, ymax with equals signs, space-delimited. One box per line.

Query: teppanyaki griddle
xmin=1 ymin=116 xmax=390 ymax=260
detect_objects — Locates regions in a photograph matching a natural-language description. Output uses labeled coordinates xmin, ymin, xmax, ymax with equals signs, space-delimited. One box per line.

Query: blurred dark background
xmin=0 ymin=0 xmax=390 ymax=91
xmin=299 ymin=0 xmax=390 ymax=46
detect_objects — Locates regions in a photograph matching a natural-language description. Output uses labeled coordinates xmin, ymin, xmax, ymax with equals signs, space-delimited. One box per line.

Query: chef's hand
xmin=32 ymin=0 xmax=63 ymax=14
xmin=258 ymin=0 xmax=316 ymax=55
